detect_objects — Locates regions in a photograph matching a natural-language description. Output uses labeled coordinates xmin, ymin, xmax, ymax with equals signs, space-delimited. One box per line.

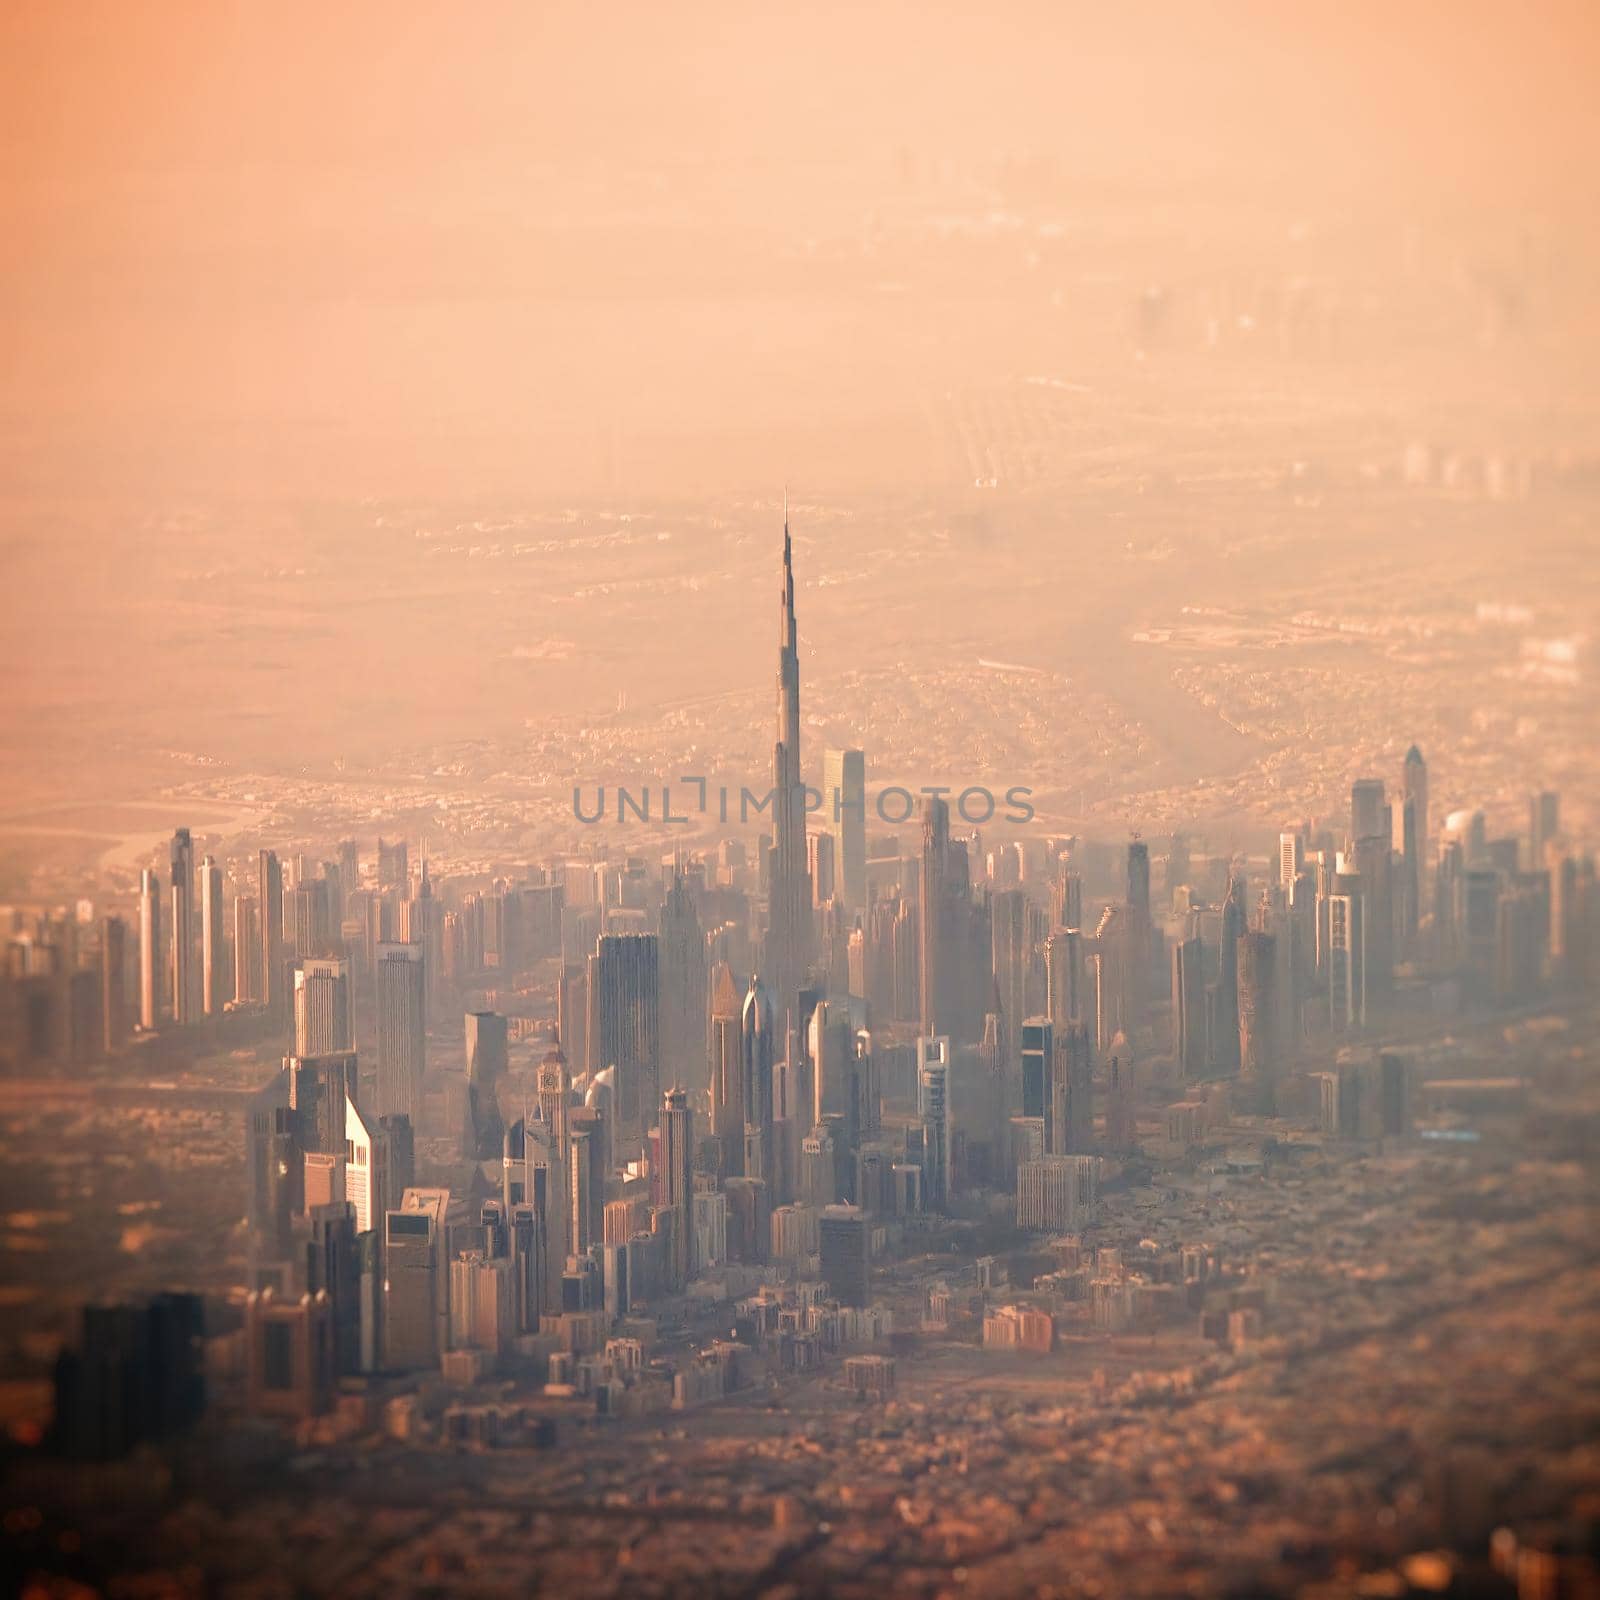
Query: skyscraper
xmin=824 ymin=747 xmax=866 ymax=910
xmin=199 ymin=855 xmax=225 ymax=1018
xmin=1237 ymin=929 xmax=1278 ymax=1112
xmin=337 ymin=839 xmax=360 ymax=922
xmin=295 ymin=958 xmax=353 ymax=1058
xmin=169 ymin=829 xmax=194 ymax=1025
xmin=819 ymin=1204 xmax=870 ymax=1307
xmin=585 ymin=931 xmax=659 ymax=1150
xmin=1328 ymin=877 xmax=1366 ymax=1032
xmin=1351 ymin=779 xmax=1387 ymax=849
xmin=259 ymin=850 xmax=285 ymax=1022
xmin=1211 ymin=879 xmax=1245 ymax=1072
xmin=101 ymin=915 xmax=128 ymax=1054
xmin=916 ymin=1035 xmax=950 ymax=1210
xmin=919 ymin=796 xmax=983 ymax=1040
xmin=709 ymin=963 xmax=744 ymax=1176
xmin=662 ymin=1085 xmax=695 ymax=1283
xmin=1529 ymin=790 xmax=1560 ymax=872
xmin=766 ymin=507 xmax=812 ymax=1017
xmin=138 ymin=868 xmax=162 ymax=1032
xmin=657 ymin=869 xmax=707 ymax=1099
xmin=742 ymin=973 xmax=775 ymax=1185
xmin=233 ymin=895 xmax=260 ymax=1006
xmin=1403 ymin=744 xmax=1428 ymax=898
xmin=1172 ymin=932 xmax=1206 ymax=1079
xmin=375 ymin=943 xmax=425 ymax=1124
xmin=1278 ymin=830 xmax=1303 ymax=894
xmin=1020 ymin=1015 xmax=1056 ymax=1156
xmin=460 ymin=1010 xmax=504 ymax=1161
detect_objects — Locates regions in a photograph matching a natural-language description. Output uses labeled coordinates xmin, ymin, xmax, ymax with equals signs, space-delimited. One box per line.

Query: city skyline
xmin=2 ymin=5 xmax=1598 ymax=1596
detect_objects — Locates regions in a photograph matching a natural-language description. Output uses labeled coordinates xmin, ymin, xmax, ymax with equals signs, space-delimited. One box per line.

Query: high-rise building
xmin=742 ymin=974 xmax=776 ymax=1186
xmin=294 ymin=958 xmax=352 ymax=1057
xmin=1352 ymin=832 xmax=1394 ymax=1003
xmin=584 ymin=931 xmax=659 ymax=1152
xmin=1045 ymin=926 xmax=1084 ymax=1027
xmin=138 ymin=868 xmax=162 ymax=1032
xmin=657 ymin=868 xmax=707 ymax=1103
xmin=1020 ymin=1016 xmax=1051 ymax=1126
xmin=232 ymin=895 xmax=260 ymax=1005
xmin=465 ymin=1010 xmax=508 ymax=1159
xmin=1056 ymin=1021 xmax=1094 ymax=1155
xmin=169 ymin=829 xmax=195 ymax=1025
xmin=1529 ymin=790 xmax=1560 ymax=873
xmin=375 ymin=942 xmax=426 ymax=1124
xmin=1351 ymin=779 xmax=1387 ymax=849
xmin=1328 ymin=881 xmax=1365 ymax=1032
xmin=1403 ymin=746 xmax=1428 ymax=923
xmin=1278 ymin=831 xmax=1303 ymax=894
xmin=377 ymin=837 xmax=408 ymax=895
xmin=709 ymin=963 xmax=744 ymax=1176
xmin=824 ymin=747 xmax=866 ymax=910
xmin=50 ymin=1294 xmax=206 ymax=1460
xmin=819 ymin=1204 xmax=871 ymax=1307
xmin=1237 ymin=929 xmax=1278 ymax=1112
xmin=199 ymin=856 xmax=225 ymax=1018
xmin=259 ymin=850 xmax=285 ymax=1022
xmin=920 ymin=796 xmax=981 ymax=1040
xmin=916 ymin=1035 xmax=950 ymax=1210
xmin=1210 ymin=879 xmax=1245 ymax=1071
xmin=767 ymin=509 xmax=812 ymax=1016
xmin=337 ymin=839 xmax=360 ymax=922
xmin=383 ymin=1187 xmax=448 ymax=1371
xmin=101 ymin=915 xmax=128 ymax=1054
xmin=991 ymin=889 xmax=1033 ymax=1081
xmin=1016 ymin=1155 xmax=1098 ymax=1231
xmin=662 ymin=1085 xmax=695 ymax=1284
xmin=1172 ymin=934 xmax=1206 ymax=1079
xmin=808 ymin=830 xmax=836 ymax=908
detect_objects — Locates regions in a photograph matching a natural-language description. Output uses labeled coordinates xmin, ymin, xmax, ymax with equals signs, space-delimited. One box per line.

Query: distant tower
xmin=742 ymin=975 xmax=775 ymax=1184
xmin=767 ymin=506 xmax=812 ymax=1015
xmin=1211 ymin=878 xmax=1245 ymax=1072
xmin=585 ymin=932 xmax=659 ymax=1152
xmin=1045 ymin=926 xmax=1084 ymax=1027
xmin=1171 ymin=933 xmax=1206 ymax=1079
xmin=1328 ymin=871 xmax=1366 ymax=1032
xmin=991 ymin=889 xmax=1032 ymax=1081
xmin=1350 ymin=779 xmax=1387 ymax=849
xmin=295 ymin=958 xmax=352 ymax=1056
xmin=259 ymin=850 xmax=285 ymax=1022
xmin=199 ymin=855 xmax=225 ymax=1018
xmin=101 ymin=915 xmax=128 ymax=1054
xmin=1403 ymin=745 xmax=1428 ymax=890
xmin=337 ymin=839 xmax=360 ymax=922
xmin=1278 ymin=830 xmax=1303 ymax=894
xmin=1020 ymin=1016 xmax=1052 ymax=1143
xmin=536 ymin=1040 xmax=570 ymax=1167
xmin=824 ymin=748 xmax=867 ymax=910
xmin=1236 ymin=929 xmax=1278 ymax=1112
xmin=916 ymin=1035 xmax=951 ymax=1210
xmin=657 ymin=870 xmax=707 ymax=1099
xmin=374 ymin=943 xmax=425 ymax=1124
xmin=233 ymin=895 xmax=261 ymax=1005
xmin=138 ymin=868 xmax=162 ymax=1031
xmin=708 ymin=964 xmax=745 ymax=1176
xmin=662 ymin=1085 xmax=696 ymax=1283
xmin=169 ymin=829 xmax=195 ymax=1025
xmin=1529 ymin=790 xmax=1560 ymax=872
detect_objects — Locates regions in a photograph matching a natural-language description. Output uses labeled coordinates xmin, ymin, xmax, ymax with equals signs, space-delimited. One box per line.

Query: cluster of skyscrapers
xmin=13 ymin=515 xmax=1600 ymax=1425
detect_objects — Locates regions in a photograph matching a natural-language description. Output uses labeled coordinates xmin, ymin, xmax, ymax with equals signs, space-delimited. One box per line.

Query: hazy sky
xmin=1 ymin=1 xmax=1597 ymax=501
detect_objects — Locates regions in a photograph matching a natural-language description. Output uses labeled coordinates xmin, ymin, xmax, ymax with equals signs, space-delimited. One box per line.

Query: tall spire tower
xmin=768 ymin=498 xmax=812 ymax=1018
